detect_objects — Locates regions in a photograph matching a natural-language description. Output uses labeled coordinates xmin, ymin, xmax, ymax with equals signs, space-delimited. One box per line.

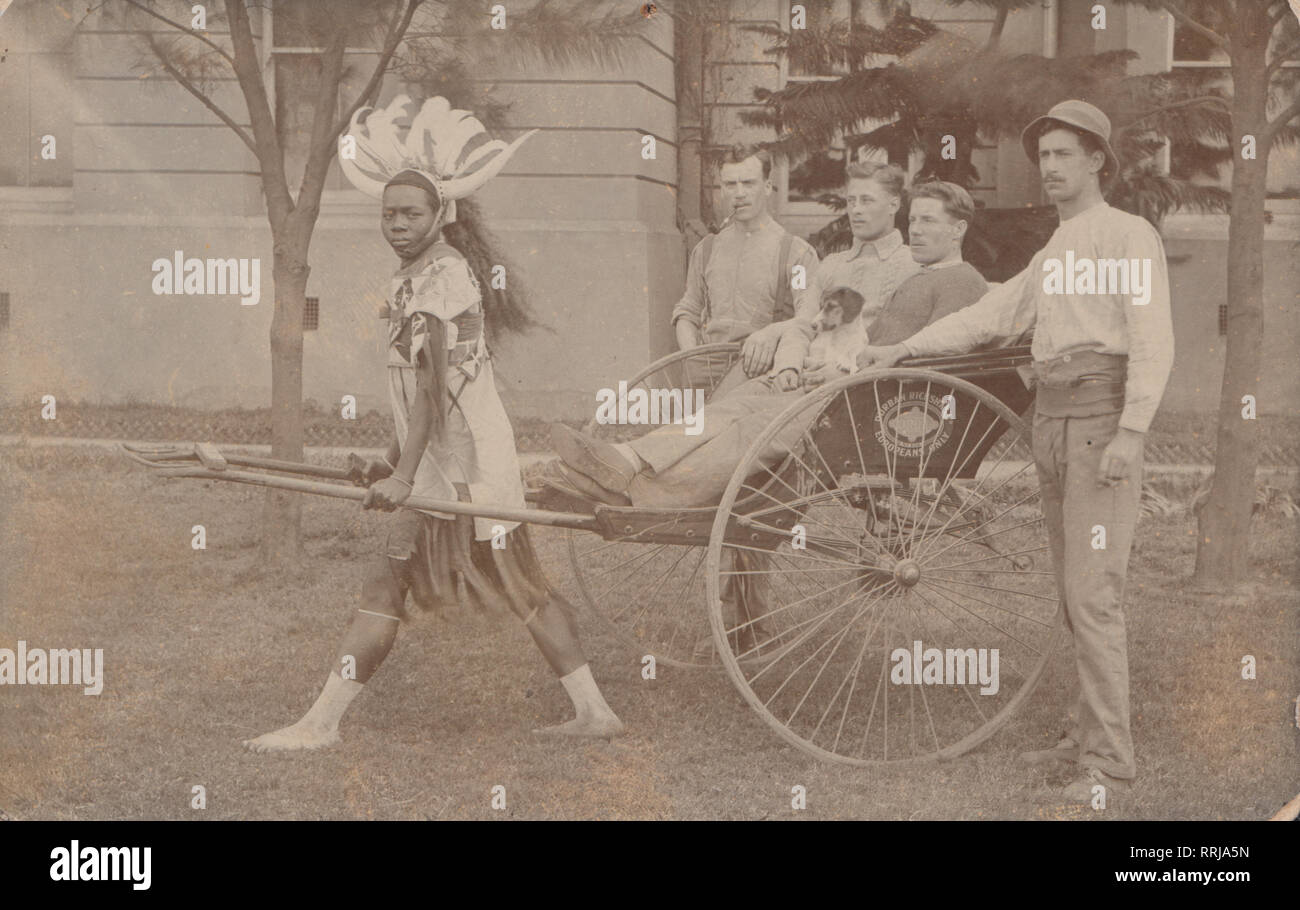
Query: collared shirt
xmin=900 ymin=202 xmax=1174 ymax=433
xmin=774 ymin=228 xmax=921 ymax=374
xmin=672 ymin=213 xmax=820 ymax=344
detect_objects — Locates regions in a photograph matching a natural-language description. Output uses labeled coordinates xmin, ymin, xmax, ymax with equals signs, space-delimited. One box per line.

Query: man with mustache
xmin=857 ymin=100 xmax=1175 ymax=805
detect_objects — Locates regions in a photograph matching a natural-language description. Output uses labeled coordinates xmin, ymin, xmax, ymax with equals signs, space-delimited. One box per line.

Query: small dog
xmin=806 ymin=286 xmax=870 ymax=375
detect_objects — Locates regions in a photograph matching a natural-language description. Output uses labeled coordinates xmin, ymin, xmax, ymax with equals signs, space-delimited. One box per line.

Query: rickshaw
xmin=125 ymin=340 xmax=1061 ymax=767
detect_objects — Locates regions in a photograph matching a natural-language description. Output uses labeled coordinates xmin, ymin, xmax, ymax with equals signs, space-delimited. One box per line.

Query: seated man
xmin=547 ymin=180 xmax=987 ymax=511
xmin=673 ymin=144 xmax=820 ymax=397
xmin=865 ymin=179 xmax=987 ymax=346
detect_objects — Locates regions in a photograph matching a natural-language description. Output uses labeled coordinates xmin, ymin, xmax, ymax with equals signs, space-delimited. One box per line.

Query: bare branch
xmin=296 ymin=27 xmax=348 ymax=211
xmin=145 ymin=35 xmax=256 ymax=154
xmin=1160 ymin=1 xmax=1230 ymax=54
xmin=329 ymin=0 xmax=424 ymax=141
xmin=224 ymin=0 xmax=293 ymax=222
xmin=120 ymin=0 xmax=237 ymax=69
xmin=1262 ymin=91 xmax=1300 ymax=145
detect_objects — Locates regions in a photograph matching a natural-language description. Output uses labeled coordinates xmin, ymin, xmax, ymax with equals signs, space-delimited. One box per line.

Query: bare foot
xmin=532 ymin=713 xmax=625 ymax=739
xmin=242 ymin=721 xmax=341 ymax=753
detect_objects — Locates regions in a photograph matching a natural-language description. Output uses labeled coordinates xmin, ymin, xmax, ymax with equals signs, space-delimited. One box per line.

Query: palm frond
xmin=388 ymin=44 xmax=515 ymax=131
xmin=788 ymin=150 xmax=853 ymax=199
xmin=1109 ymin=165 xmax=1230 ymax=221
xmin=744 ymin=11 xmax=939 ymax=71
xmin=1254 ymin=485 xmax=1300 ymax=518
xmin=437 ymin=0 xmax=647 ymax=73
xmin=742 ymin=65 xmax=916 ymax=160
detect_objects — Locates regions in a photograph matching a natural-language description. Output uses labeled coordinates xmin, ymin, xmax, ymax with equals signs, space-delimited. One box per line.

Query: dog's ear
xmin=823 ymin=286 xmax=866 ymax=322
xmin=838 ymin=293 xmax=865 ymax=323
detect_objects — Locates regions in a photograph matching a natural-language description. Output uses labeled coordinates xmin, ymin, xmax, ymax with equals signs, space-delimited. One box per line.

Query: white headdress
xmin=340 ymin=94 xmax=537 ymax=224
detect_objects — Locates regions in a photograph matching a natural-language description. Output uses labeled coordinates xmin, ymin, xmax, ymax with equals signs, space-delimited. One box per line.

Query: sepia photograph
xmin=1 ymin=0 xmax=1297 ymax=850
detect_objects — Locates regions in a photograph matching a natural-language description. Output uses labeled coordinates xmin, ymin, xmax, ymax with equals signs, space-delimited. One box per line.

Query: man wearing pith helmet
xmin=858 ymin=99 xmax=1175 ymax=805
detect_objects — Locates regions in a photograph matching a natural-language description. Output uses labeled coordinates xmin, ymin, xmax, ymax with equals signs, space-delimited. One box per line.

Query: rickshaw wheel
xmin=706 ymin=368 xmax=1064 ymax=765
xmin=566 ymin=343 xmax=742 ymax=669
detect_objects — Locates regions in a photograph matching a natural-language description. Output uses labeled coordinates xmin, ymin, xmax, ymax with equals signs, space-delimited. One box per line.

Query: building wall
xmin=0 ymin=0 xmax=685 ymax=422
xmin=716 ymin=0 xmax=1300 ymax=416
xmin=2 ymin=0 xmax=1296 ymax=421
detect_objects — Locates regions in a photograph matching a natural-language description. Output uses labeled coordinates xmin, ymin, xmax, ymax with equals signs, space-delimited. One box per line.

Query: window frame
xmin=0 ymin=48 xmax=75 ymax=190
xmin=265 ymin=0 xmax=394 ymax=201
xmin=1163 ymin=14 xmax=1299 ymax=214
xmin=777 ymin=0 xmax=875 ymax=217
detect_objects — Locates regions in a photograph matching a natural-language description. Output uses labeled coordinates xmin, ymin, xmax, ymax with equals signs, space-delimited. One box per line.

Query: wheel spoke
xmin=706 ymin=367 xmax=1060 ymax=764
xmin=928 ymin=543 xmax=1052 ymax=574
xmin=915 ymin=486 xmax=1042 ymax=566
xmin=912 ymin=577 xmax=1046 ymax=653
xmin=720 ymin=560 xmax=873 ymax=645
xmin=912 ymin=431 xmax=1036 ymax=563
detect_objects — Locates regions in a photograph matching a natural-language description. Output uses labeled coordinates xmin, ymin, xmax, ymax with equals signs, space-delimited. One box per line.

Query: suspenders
xmin=698 ymin=229 xmax=797 ymax=331
xmin=772 ymin=232 xmax=796 ymax=323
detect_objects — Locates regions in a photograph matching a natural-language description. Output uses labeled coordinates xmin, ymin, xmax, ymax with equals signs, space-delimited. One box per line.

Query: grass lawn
xmin=1 ymin=444 xmax=1296 ymax=820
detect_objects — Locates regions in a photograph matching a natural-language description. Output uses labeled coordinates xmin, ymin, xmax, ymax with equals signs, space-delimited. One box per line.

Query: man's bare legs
xmin=525 ymin=589 xmax=624 ymax=738
xmin=243 ymin=551 xmax=621 ymax=753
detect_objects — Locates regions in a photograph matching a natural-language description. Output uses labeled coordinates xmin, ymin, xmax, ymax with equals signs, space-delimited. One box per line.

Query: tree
xmin=739 ymin=0 xmax=1298 ymax=587
xmin=743 ymin=0 xmax=1235 ymax=265
xmin=1133 ymin=0 xmax=1300 ymax=589
xmin=102 ymin=0 xmax=644 ymax=568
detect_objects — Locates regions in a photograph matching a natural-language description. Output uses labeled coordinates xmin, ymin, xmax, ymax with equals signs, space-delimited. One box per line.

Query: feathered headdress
xmin=340 ymin=95 xmax=536 ymax=223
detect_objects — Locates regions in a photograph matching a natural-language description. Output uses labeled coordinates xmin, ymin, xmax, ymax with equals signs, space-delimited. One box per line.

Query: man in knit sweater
xmin=858 ymin=101 xmax=1175 ymax=805
xmin=867 ymin=181 xmax=988 ymax=346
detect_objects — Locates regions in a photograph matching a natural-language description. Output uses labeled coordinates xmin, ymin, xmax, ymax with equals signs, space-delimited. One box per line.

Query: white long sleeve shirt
xmin=900 ymin=202 xmax=1174 ymax=433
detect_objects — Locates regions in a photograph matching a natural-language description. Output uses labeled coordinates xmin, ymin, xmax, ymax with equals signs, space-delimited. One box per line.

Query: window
xmin=780 ymin=1 xmax=892 ymax=208
xmin=0 ymin=4 xmax=75 ymax=187
xmin=1169 ymin=17 xmax=1299 ymax=202
xmin=1218 ymin=304 xmax=1228 ymax=336
xmin=270 ymin=0 xmax=394 ymax=194
xmin=304 ymin=296 xmax=319 ymax=331
xmin=777 ymin=1 xmax=973 ymax=208
xmin=0 ymin=293 xmax=10 ymax=331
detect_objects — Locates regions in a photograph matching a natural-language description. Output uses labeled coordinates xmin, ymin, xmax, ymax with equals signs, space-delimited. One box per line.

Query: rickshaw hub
xmin=893 ymin=559 xmax=922 ymax=588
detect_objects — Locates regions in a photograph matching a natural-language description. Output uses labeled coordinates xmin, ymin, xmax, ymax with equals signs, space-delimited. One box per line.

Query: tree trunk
xmin=260 ymin=224 xmax=311 ymax=567
xmin=1193 ymin=8 xmax=1271 ymax=590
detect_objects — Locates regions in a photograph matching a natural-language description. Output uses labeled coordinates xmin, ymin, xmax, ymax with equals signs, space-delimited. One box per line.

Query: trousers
xmin=627 ymin=375 xmax=806 ymax=509
xmin=1033 ymin=406 xmax=1142 ymax=780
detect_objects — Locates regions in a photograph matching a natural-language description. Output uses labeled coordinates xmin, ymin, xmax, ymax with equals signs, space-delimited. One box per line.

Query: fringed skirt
xmin=384 ymin=487 xmax=558 ymax=623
